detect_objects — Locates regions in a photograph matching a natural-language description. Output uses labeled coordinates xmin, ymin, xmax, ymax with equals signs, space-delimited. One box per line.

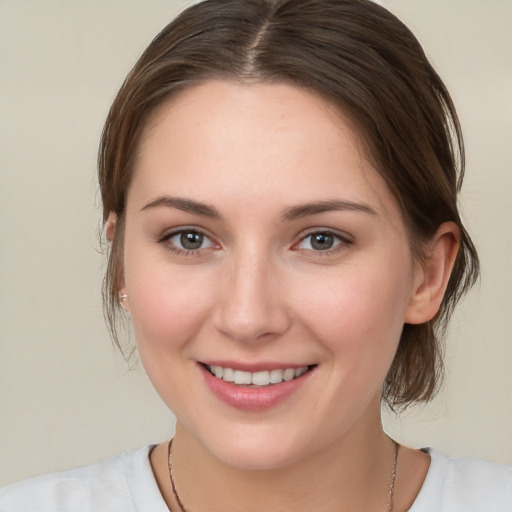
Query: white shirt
xmin=1 ymin=445 xmax=511 ymax=511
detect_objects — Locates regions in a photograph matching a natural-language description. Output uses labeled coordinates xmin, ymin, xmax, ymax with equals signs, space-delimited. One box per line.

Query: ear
xmin=405 ymin=222 xmax=460 ymax=324
xmin=106 ymin=212 xmax=130 ymax=312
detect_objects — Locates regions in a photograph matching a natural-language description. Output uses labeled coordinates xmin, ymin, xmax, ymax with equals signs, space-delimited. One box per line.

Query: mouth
xmin=203 ymin=364 xmax=316 ymax=387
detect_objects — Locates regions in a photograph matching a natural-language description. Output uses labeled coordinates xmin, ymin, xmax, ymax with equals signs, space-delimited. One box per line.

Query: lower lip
xmin=199 ymin=364 xmax=314 ymax=412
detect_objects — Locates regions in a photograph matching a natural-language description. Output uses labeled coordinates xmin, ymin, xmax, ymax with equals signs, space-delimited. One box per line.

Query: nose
xmin=213 ymin=247 xmax=292 ymax=344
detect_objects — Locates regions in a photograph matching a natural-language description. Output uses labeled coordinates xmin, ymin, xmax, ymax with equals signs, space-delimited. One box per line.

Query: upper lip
xmin=199 ymin=360 xmax=315 ymax=372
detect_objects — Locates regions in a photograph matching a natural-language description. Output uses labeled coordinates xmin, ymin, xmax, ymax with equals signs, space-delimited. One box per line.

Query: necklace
xmin=387 ymin=440 xmax=399 ymax=511
xmin=168 ymin=438 xmax=400 ymax=512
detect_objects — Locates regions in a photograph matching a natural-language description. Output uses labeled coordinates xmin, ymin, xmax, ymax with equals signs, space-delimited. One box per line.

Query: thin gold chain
xmin=387 ymin=441 xmax=400 ymax=511
xmin=168 ymin=440 xmax=189 ymax=512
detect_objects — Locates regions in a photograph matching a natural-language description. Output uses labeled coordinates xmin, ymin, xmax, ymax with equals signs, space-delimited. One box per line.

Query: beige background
xmin=1 ymin=0 xmax=511 ymax=486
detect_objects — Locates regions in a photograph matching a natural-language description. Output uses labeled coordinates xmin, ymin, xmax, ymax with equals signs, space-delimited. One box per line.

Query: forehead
xmin=130 ymin=80 xmax=402 ymax=225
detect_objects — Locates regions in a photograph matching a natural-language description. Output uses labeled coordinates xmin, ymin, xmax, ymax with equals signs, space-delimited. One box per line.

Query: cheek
xmin=123 ymin=249 xmax=216 ymax=356
xmin=297 ymin=259 xmax=413 ymax=357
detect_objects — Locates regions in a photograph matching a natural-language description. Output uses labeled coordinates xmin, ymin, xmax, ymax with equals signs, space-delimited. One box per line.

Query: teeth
xmin=252 ymin=371 xmax=270 ymax=386
xmin=294 ymin=366 xmax=307 ymax=378
xmin=222 ymin=367 xmax=235 ymax=382
xmin=234 ymin=370 xmax=252 ymax=385
xmin=269 ymin=369 xmax=283 ymax=384
xmin=283 ymin=368 xmax=295 ymax=381
xmin=207 ymin=365 xmax=309 ymax=386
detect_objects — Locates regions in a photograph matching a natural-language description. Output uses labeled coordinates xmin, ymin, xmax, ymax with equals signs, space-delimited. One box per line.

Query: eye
xmin=296 ymin=231 xmax=347 ymax=252
xmin=162 ymin=229 xmax=214 ymax=254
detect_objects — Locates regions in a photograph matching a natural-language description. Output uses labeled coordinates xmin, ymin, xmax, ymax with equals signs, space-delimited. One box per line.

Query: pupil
xmin=180 ymin=232 xmax=203 ymax=250
xmin=311 ymin=233 xmax=333 ymax=250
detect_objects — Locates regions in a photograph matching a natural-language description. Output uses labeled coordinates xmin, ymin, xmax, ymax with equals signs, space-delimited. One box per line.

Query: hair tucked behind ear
xmin=98 ymin=0 xmax=479 ymax=408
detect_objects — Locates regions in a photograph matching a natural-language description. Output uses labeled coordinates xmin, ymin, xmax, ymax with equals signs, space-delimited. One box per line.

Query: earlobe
xmin=405 ymin=222 xmax=460 ymax=324
xmin=119 ymin=288 xmax=130 ymax=312
xmin=106 ymin=212 xmax=118 ymax=242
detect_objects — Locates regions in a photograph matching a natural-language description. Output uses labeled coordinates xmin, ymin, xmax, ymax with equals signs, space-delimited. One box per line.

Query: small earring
xmin=120 ymin=293 xmax=128 ymax=302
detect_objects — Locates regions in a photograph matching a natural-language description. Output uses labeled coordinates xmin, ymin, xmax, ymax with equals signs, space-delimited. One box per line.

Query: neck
xmin=167 ymin=420 xmax=397 ymax=512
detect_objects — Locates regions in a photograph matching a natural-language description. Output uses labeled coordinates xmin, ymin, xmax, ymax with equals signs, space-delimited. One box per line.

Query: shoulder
xmin=0 ymin=445 xmax=167 ymax=512
xmin=410 ymin=448 xmax=512 ymax=512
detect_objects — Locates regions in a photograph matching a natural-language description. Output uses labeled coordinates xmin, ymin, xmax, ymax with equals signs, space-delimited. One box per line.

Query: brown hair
xmin=98 ymin=0 xmax=479 ymax=409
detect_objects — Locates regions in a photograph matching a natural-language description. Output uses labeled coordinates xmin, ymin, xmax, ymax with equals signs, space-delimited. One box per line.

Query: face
xmin=121 ymin=80 xmax=421 ymax=469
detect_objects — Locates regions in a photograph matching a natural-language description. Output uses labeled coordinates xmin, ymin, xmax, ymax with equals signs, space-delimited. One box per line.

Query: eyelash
xmin=158 ymin=228 xmax=352 ymax=257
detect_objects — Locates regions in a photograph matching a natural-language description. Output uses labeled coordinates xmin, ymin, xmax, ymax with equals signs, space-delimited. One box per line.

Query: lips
xmin=199 ymin=362 xmax=316 ymax=411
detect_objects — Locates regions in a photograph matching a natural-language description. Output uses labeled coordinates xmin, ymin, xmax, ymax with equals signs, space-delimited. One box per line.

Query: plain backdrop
xmin=1 ymin=0 xmax=511 ymax=486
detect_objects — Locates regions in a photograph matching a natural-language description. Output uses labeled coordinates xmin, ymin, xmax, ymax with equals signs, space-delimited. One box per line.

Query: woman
xmin=1 ymin=0 xmax=511 ymax=510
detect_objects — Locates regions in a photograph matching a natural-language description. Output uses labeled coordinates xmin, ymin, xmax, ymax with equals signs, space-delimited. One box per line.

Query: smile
xmin=206 ymin=364 xmax=310 ymax=387
xmin=200 ymin=362 xmax=317 ymax=411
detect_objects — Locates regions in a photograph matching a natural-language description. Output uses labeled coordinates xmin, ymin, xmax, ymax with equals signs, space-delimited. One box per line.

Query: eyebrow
xmin=141 ymin=196 xmax=222 ymax=219
xmin=140 ymin=195 xmax=377 ymax=222
xmin=281 ymin=199 xmax=377 ymax=221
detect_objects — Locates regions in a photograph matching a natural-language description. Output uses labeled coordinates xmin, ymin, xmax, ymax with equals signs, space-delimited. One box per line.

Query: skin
xmin=112 ymin=80 xmax=458 ymax=511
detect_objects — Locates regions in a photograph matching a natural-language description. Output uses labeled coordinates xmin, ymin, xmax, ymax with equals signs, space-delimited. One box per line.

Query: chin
xmin=196 ymin=424 xmax=316 ymax=471
xmin=218 ymin=445 xmax=299 ymax=471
